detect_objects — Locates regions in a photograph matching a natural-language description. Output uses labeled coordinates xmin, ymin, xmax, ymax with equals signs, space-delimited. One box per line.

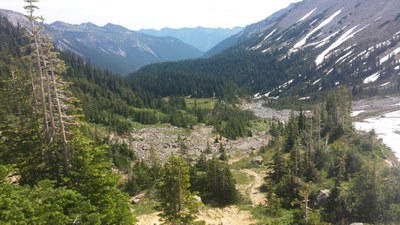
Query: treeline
xmin=264 ymin=87 xmax=400 ymax=224
xmin=128 ymin=47 xmax=293 ymax=98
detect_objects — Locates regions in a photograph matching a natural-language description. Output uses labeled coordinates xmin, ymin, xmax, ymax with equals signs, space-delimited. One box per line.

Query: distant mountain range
xmin=3 ymin=0 xmax=400 ymax=98
xmin=0 ymin=9 xmax=207 ymax=75
xmin=44 ymin=21 xmax=204 ymax=75
xmin=131 ymin=0 xmax=400 ymax=99
xmin=139 ymin=27 xmax=243 ymax=52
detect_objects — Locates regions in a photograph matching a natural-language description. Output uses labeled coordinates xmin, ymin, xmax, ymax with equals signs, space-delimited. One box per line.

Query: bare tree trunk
xmin=50 ymin=68 xmax=69 ymax=175
xmin=29 ymin=70 xmax=39 ymax=119
xmin=40 ymin=46 xmax=56 ymax=141
xmin=28 ymin=2 xmax=49 ymax=141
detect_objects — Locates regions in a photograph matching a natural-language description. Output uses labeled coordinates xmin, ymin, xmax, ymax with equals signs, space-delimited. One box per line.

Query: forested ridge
xmin=1 ymin=1 xmax=400 ymax=225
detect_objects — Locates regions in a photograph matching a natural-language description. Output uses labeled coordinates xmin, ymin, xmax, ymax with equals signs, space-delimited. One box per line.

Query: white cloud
xmin=0 ymin=0 xmax=301 ymax=29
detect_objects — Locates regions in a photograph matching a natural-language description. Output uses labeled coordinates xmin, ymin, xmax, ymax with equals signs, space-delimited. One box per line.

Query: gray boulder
xmin=250 ymin=156 xmax=264 ymax=165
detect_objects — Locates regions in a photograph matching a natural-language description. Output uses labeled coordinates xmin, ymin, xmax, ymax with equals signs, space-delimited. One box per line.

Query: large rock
xmin=193 ymin=195 xmax=202 ymax=204
xmin=250 ymin=156 xmax=264 ymax=165
xmin=314 ymin=189 xmax=330 ymax=207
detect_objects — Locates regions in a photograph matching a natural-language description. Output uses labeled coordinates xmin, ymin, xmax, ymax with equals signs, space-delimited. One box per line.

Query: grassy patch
xmin=185 ymin=97 xmax=217 ymax=109
xmin=232 ymin=170 xmax=251 ymax=185
xmin=231 ymin=157 xmax=257 ymax=170
xmin=132 ymin=200 xmax=158 ymax=216
xmin=261 ymin=147 xmax=276 ymax=163
xmin=237 ymin=205 xmax=295 ymax=225
xmin=131 ymin=122 xmax=172 ymax=130
xmin=250 ymin=119 xmax=270 ymax=133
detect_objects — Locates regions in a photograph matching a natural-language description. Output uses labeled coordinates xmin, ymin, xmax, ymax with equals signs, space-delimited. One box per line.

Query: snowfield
xmin=354 ymin=110 xmax=400 ymax=158
xmin=353 ymin=97 xmax=400 ymax=159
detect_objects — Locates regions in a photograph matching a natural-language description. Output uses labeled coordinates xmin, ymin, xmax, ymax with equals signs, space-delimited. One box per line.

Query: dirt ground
xmin=137 ymin=206 xmax=258 ymax=225
xmin=241 ymin=169 xmax=267 ymax=207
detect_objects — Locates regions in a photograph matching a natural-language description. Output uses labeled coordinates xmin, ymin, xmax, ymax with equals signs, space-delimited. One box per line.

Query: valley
xmin=1 ymin=0 xmax=400 ymax=224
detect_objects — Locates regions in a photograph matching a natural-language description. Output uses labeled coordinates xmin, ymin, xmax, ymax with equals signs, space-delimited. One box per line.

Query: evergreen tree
xmin=206 ymin=157 xmax=238 ymax=205
xmin=218 ymin=143 xmax=228 ymax=161
xmin=157 ymin=155 xmax=201 ymax=224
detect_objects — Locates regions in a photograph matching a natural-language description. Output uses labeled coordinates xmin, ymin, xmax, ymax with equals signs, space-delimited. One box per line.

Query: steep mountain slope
xmin=139 ymin=26 xmax=243 ymax=52
xmin=235 ymin=0 xmax=400 ymax=97
xmin=130 ymin=0 xmax=400 ymax=99
xmin=204 ymin=5 xmax=295 ymax=57
xmin=0 ymin=9 xmax=204 ymax=75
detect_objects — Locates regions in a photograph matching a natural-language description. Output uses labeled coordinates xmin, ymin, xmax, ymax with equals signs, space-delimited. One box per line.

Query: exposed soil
xmin=241 ymin=169 xmax=267 ymax=207
xmin=136 ymin=206 xmax=257 ymax=225
xmin=197 ymin=206 xmax=257 ymax=225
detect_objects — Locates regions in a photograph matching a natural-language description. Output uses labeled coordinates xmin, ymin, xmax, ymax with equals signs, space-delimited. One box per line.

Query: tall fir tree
xmin=157 ymin=155 xmax=201 ymax=224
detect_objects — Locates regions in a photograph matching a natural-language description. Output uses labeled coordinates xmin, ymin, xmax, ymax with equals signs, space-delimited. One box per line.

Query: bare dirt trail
xmin=197 ymin=206 xmax=257 ymax=225
xmin=241 ymin=169 xmax=267 ymax=207
xmin=136 ymin=206 xmax=257 ymax=225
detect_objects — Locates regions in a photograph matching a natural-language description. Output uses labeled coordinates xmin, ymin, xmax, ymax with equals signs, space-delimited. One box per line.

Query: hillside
xmin=129 ymin=0 xmax=400 ymax=100
xmin=0 ymin=9 xmax=204 ymax=75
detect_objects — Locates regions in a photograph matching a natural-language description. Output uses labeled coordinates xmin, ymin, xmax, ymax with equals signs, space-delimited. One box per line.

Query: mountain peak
xmin=80 ymin=22 xmax=99 ymax=29
xmin=103 ymin=23 xmax=129 ymax=32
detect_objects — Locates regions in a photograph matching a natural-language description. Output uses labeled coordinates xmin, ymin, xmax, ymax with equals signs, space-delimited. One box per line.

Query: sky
xmin=0 ymin=0 xmax=301 ymax=30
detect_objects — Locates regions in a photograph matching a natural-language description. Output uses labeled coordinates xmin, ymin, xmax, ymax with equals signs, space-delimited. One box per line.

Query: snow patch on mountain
xmin=312 ymin=78 xmax=321 ymax=85
xmin=380 ymin=46 xmax=400 ymax=64
xmin=292 ymin=9 xmax=342 ymax=51
xmin=299 ymin=96 xmax=310 ymax=100
xmin=110 ymin=48 xmax=127 ymax=57
xmin=363 ymin=72 xmax=380 ymax=84
xmin=264 ymin=29 xmax=277 ymax=41
xmin=315 ymin=24 xmax=369 ymax=65
xmin=135 ymin=41 xmax=157 ymax=57
xmin=279 ymin=79 xmax=294 ymax=89
xmin=250 ymin=29 xmax=277 ymax=51
xmin=298 ymin=8 xmax=317 ymax=23
xmin=99 ymin=47 xmax=108 ymax=54
xmin=335 ymin=50 xmax=354 ymax=64
xmin=315 ymin=31 xmax=341 ymax=48
xmin=351 ymin=110 xmax=365 ymax=117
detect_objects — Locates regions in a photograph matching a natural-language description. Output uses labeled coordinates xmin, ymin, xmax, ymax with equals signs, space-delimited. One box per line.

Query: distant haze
xmin=0 ymin=0 xmax=301 ymax=30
